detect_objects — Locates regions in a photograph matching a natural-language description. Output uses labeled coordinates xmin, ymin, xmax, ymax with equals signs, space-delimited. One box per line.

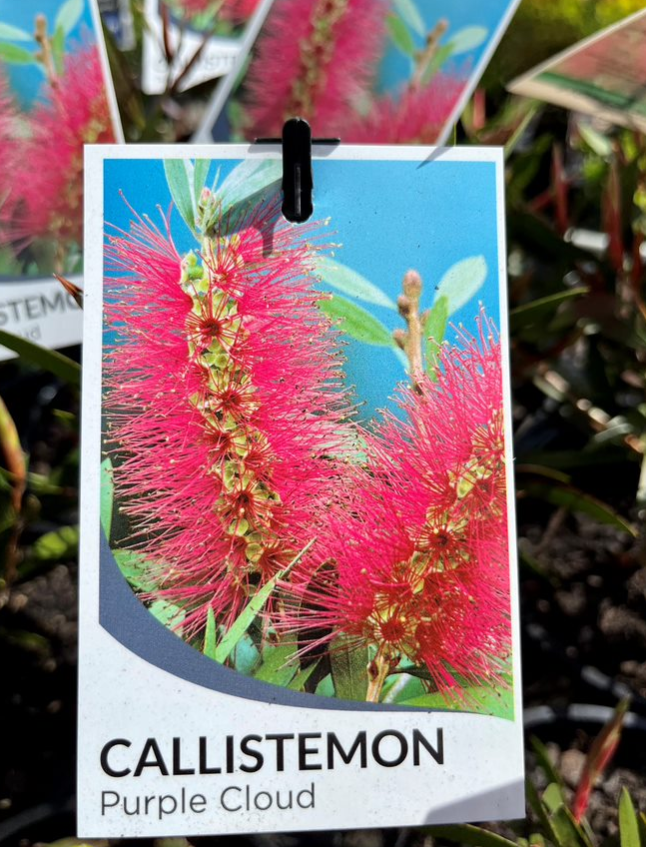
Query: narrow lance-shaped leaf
xmin=0 ymin=329 xmax=81 ymax=386
xmin=330 ymin=635 xmax=369 ymax=701
xmin=423 ymin=295 xmax=448 ymax=375
xmin=392 ymin=0 xmax=425 ymax=36
xmin=0 ymin=43 xmax=38 ymax=64
xmin=55 ymin=0 xmax=84 ymax=35
xmin=203 ymin=608 xmax=217 ymax=660
xmin=449 ymin=26 xmax=488 ymax=55
xmin=193 ymin=159 xmax=211 ymax=208
xmin=0 ymin=23 xmax=32 ymax=41
xmin=319 ymin=295 xmax=397 ymax=347
xmin=619 ymin=789 xmax=641 ymax=847
xmin=253 ymin=644 xmax=298 ymax=687
xmin=217 ymin=159 xmax=281 ymax=212
xmin=573 ymin=698 xmax=630 ymax=822
xmin=100 ymin=458 xmax=114 ymax=540
xmin=214 ymin=539 xmax=315 ymax=665
xmin=164 ymin=159 xmax=196 ymax=235
xmin=435 ymin=256 xmax=487 ymax=316
xmin=387 ymin=14 xmax=415 ymax=57
xmin=316 ymin=257 xmax=397 ymax=309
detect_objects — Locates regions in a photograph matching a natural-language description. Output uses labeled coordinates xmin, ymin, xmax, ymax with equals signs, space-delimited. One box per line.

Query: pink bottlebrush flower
xmin=0 ymin=69 xmax=20 ymax=239
xmin=242 ymin=0 xmax=388 ymax=138
xmin=285 ymin=318 xmax=511 ymax=702
xmin=344 ymin=73 xmax=466 ymax=144
xmin=6 ymin=44 xmax=115 ymax=249
xmin=104 ymin=194 xmax=355 ymax=640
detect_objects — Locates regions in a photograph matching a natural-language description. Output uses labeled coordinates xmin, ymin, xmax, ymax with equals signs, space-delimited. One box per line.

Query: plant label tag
xmin=509 ymin=9 xmax=646 ymax=132
xmin=193 ymin=0 xmax=521 ymax=143
xmin=79 ymin=144 xmax=525 ymax=838
xmin=141 ymin=0 xmax=276 ymax=95
xmin=0 ymin=0 xmax=122 ymax=359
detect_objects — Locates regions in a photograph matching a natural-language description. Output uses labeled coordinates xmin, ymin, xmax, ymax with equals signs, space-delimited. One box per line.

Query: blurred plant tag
xmin=509 ymin=9 xmax=646 ymax=132
xmin=79 ymin=144 xmax=524 ymax=837
xmin=193 ymin=0 xmax=521 ymax=143
xmin=141 ymin=0 xmax=276 ymax=95
xmin=0 ymin=0 xmax=122 ymax=358
xmin=98 ymin=0 xmax=135 ymax=51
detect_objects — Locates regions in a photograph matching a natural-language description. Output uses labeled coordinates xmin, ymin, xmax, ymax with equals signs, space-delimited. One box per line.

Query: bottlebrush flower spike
xmin=243 ymin=0 xmax=388 ymax=138
xmin=0 ymin=70 xmax=20 ymax=238
xmin=104 ymin=192 xmax=355 ymax=639
xmin=285 ymin=317 xmax=511 ymax=703
xmin=344 ymin=73 xmax=466 ymax=144
xmin=7 ymin=44 xmax=115 ymax=249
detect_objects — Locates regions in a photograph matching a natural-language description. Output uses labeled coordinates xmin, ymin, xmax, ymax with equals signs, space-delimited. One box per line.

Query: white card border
xmin=80 ymin=143 xmax=524 ymax=837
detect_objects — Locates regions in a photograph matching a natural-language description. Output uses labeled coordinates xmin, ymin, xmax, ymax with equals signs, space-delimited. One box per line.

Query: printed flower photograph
xmin=0 ymin=0 xmax=117 ymax=279
xmin=209 ymin=0 xmax=512 ymax=143
xmin=101 ymin=155 xmax=514 ymax=717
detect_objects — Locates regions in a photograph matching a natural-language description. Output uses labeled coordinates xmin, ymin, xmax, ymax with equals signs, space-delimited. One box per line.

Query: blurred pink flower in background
xmin=7 ymin=45 xmax=115 ymax=250
xmin=345 ymin=74 xmax=465 ymax=144
xmin=244 ymin=0 xmax=388 ymax=137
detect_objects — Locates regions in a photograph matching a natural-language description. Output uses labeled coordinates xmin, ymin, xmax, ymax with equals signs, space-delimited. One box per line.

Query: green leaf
xmin=100 ymin=458 xmax=114 ymax=540
xmin=0 ymin=23 xmax=31 ymax=41
xmin=253 ymin=644 xmax=298 ymax=687
xmin=531 ymin=736 xmax=564 ymax=788
xmin=315 ymin=673 xmax=335 ymax=697
xmin=203 ymin=608 xmax=217 ymax=660
xmin=387 ymin=14 xmax=415 ymax=57
xmin=0 ymin=329 xmax=80 ymax=385
xmin=421 ymin=43 xmax=454 ymax=85
xmin=288 ymin=660 xmax=320 ymax=692
xmin=424 ymin=825 xmax=518 ymax=847
xmin=392 ymin=0 xmax=425 ymax=36
xmin=509 ymin=288 xmax=589 ymax=333
xmin=51 ymin=25 xmax=66 ymax=77
xmin=434 ymin=256 xmax=487 ymax=316
xmin=193 ymin=159 xmax=211 ymax=208
xmin=164 ymin=160 xmax=196 ymax=235
xmin=449 ymin=26 xmax=488 ymax=55
xmin=0 ymin=42 xmax=38 ymax=64
xmin=217 ymin=159 xmax=281 ymax=212
xmin=577 ymin=123 xmax=613 ymax=158
xmin=32 ymin=525 xmax=79 ymax=562
xmin=330 ymin=636 xmax=369 ymax=701
xmin=149 ymin=599 xmax=185 ymax=632
xmin=543 ymin=784 xmax=590 ymax=847
xmin=319 ymin=295 xmax=396 ymax=347
xmin=620 ymin=790 xmax=641 ymax=847
xmin=113 ymin=550 xmax=154 ymax=592
xmin=214 ymin=539 xmax=315 ymax=665
xmin=316 ymin=257 xmax=396 ymax=309
xmin=55 ymin=0 xmax=84 ymax=35
xmin=424 ymin=295 xmax=448 ymax=374
xmin=523 ymin=482 xmax=637 ymax=537
xmin=400 ymin=685 xmax=513 ymax=720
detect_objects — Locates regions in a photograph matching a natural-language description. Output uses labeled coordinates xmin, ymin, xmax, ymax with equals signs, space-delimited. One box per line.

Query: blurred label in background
xmin=98 ymin=0 xmax=135 ymax=51
xmin=194 ymin=0 xmax=522 ymax=144
xmin=509 ymin=9 xmax=646 ymax=132
xmin=142 ymin=0 xmax=275 ymax=95
xmin=0 ymin=0 xmax=122 ymax=358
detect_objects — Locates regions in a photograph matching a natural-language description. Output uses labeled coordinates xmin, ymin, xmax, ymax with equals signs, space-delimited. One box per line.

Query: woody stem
xmin=366 ymin=650 xmax=391 ymax=703
xmin=411 ymin=19 xmax=449 ymax=89
xmin=394 ymin=270 xmax=425 ymax=393
xmin=34 ymin=15 xmax=57 ymax=86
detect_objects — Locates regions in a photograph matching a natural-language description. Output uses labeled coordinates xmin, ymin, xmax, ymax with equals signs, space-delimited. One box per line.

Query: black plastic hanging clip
xmin=255 ymin=118 xmax=339 ymax=224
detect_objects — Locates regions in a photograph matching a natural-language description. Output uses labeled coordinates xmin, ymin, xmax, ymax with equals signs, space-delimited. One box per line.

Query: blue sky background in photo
xmin=1 ymin=0 xmax=97 ymax=107
xmin=103 ymin=156 xmax=501 ymax=422
xmin=379 ymin=0 xmax=518 ymax=91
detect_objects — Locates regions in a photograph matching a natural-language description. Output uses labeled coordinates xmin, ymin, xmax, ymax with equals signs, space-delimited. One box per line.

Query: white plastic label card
xmin=142 ymin=0 xmax=276 ymax=95
xmin=79 ymin=144 xmax=524 ymax=837
xmin=0 ymin=0 xmax=122 ymax=356
xmin=509 ymin=9 xmax=646 ymax=133
xmin=194 ymin=0 xmax=521 ymax=143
